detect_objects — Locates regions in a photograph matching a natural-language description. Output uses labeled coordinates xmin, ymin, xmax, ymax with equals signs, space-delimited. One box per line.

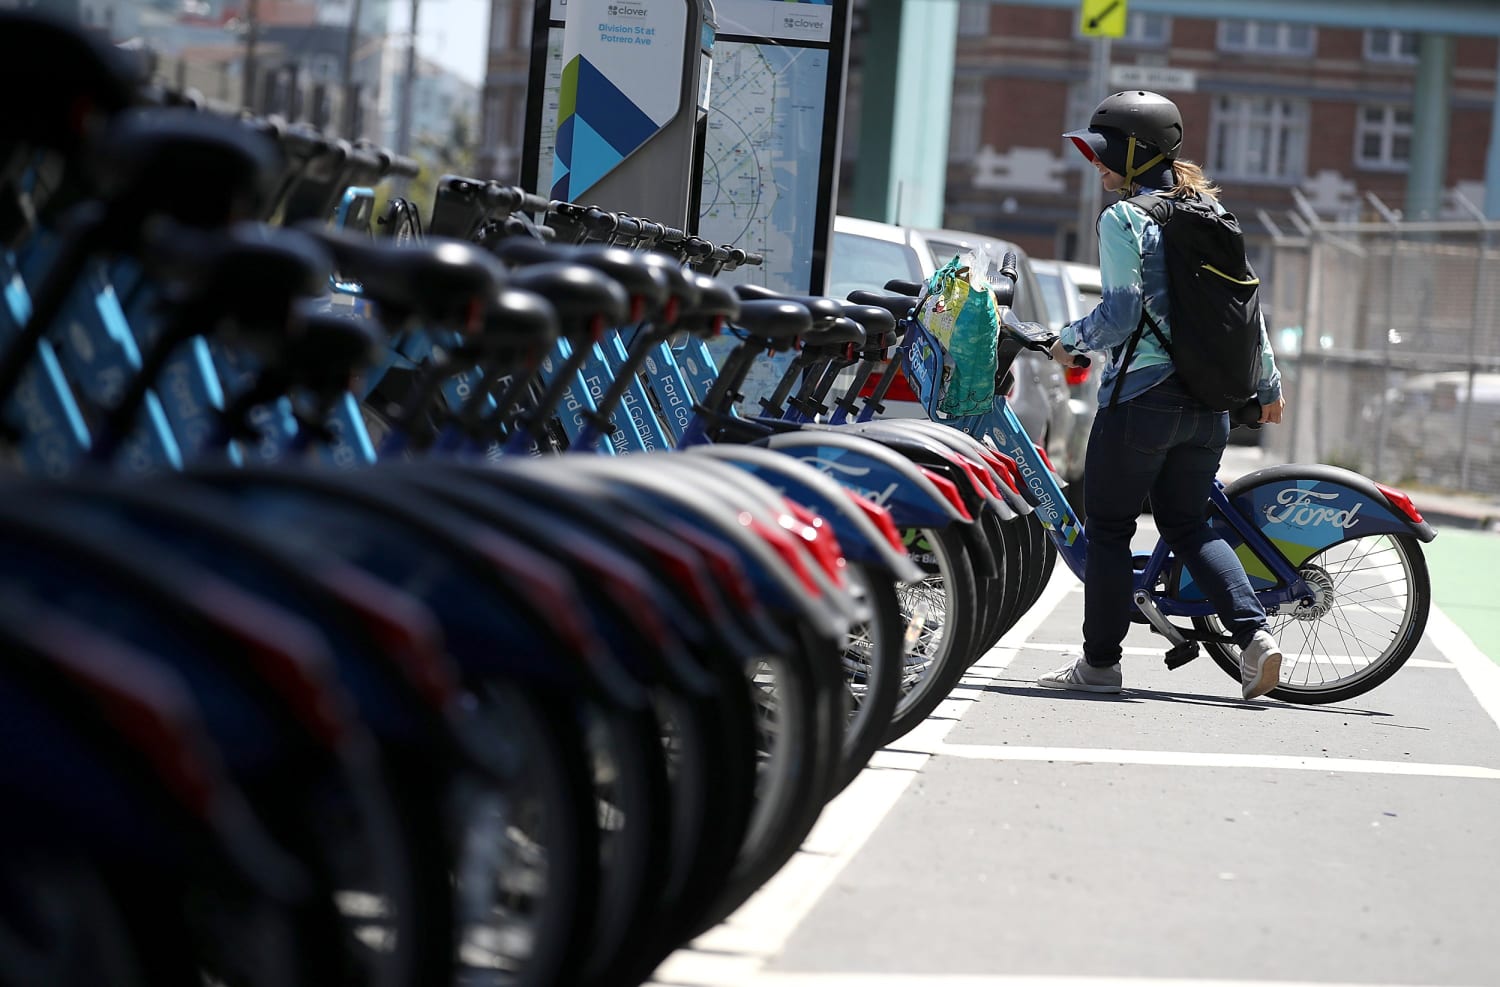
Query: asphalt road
xmin=652 ymin=511 xmax=1500 ymax=987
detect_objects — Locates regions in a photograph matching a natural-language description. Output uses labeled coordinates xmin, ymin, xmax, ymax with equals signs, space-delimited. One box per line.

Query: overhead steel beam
xmin=990 ymin=0 xmax=1500 ymax=37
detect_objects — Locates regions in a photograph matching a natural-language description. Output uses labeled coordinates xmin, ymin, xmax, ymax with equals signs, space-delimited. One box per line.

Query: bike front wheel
xmin=1194 ymin=532 xmax=1431 ymax=704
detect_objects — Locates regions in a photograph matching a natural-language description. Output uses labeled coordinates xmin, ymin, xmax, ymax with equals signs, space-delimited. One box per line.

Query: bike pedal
xmin=1163 ymin=642 xmax=1199 ymax=670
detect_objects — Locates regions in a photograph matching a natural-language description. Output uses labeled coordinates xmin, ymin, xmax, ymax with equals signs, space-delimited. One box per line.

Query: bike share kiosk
xmin=525 ymin=0 xmax=716 ymax=233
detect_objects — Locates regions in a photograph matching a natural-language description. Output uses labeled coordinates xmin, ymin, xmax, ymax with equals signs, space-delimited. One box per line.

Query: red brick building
xmin=841 ymin=5 xmax=1500 ymax=266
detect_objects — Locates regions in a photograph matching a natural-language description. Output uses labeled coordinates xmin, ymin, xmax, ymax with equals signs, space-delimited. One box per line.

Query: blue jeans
xmin=1082 ymin=375 xmax=1266 ymax=667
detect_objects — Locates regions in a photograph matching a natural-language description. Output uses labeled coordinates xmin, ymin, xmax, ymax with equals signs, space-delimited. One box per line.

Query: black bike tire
xmin=973 ymin=511 xmax=1026 ymax=658
xmin=453 ymin=684 xmax=599 ymax=987
xmin=832 ymin=563 xmax=905 ymax=793
xmin=690 ymin=629 xmax=839 ymax=937
xmin=881 ymin=525 xmax=981 ymax=745
xmin=578 ymin=703 xmax=673 ymax=986
xmin=1194 ymin=533 xmax=1431 ymax=705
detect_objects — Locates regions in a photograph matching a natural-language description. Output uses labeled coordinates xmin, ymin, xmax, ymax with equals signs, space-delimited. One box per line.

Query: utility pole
xmin=241 ymin=0 xmax=260 ymax=111
xmin=1072 ymin=35 xmax=1110 ymax=265
xmin=396 ymin=0 xmax=420 ymax=156
xmin=341 ymin=0 xmax=366 ymax=137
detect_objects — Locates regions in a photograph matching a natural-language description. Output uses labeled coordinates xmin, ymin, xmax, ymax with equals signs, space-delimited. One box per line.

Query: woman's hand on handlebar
xmin=1048 ymin=340 xmax=1086 ymax=368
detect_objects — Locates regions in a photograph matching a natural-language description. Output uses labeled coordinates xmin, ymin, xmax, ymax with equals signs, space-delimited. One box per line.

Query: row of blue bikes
xmin=0 ymin=9 xmax=1440 ymax=987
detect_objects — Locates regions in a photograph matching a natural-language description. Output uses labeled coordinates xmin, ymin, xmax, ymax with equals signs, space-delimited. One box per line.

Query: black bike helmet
xmin=1063 ymin=90 xmax=1183 ymax=188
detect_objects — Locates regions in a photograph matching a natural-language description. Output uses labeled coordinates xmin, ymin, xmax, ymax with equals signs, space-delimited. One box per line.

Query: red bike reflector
xmin=919 ymin=467 xmax=973 ymax=522
xmin=322 ymin=563 xmax=456 ymax=710
xmin=1034 ymin=443 xmax=1057 ymax=474
xmin=1064 ymin=365 xmax=1091 ymax=387
xmin=983 ymin=450 xmax=1020 ymax=493
xmin=956 ymin=455 xmax=1000 ymax=499
xmin=1374 ymin=482 xmax=1425 ymax=524
xmin=745 ymin=515 xmax=823 ymax=598
xmin=45 ymin=616 xmax=220 ymax=819
xmin=843 ymin=487 xmax=907 ymax=554
xmin=781 ymin=498 xmax=848 ymax=588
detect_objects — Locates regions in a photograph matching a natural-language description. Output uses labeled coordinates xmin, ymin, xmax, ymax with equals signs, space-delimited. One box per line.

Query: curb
xmin=1424 ymin=508 xmax=1500 ymax=533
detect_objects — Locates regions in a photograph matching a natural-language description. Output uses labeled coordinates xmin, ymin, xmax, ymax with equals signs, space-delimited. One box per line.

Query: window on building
xmin=1365 ymin=29 xmax=1419 ymax=63
xmin=957 ymin=0 xmax=988 ymax=35
xmin=949 ymin=75 xmax=983 ymax=160
xmin=1218 ymin=19 xmax=1315 ymax=56
xmin=1355 ymin=104 xmax=1413 ymax=170
xmin=1208 ymin=95 xmax=1309 ymax=181
xmin=1121 ymin=12 xmax=1170 ymax=45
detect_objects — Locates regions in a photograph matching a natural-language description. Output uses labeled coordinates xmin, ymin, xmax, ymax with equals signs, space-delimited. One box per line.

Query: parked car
xmin=1031 ymin=258 xmax=1103 ymax=492
xmin=1362 ymin=372 xmax=1500 ymax=490
xmin=826 ymin=215 xmax=1071 ymax=475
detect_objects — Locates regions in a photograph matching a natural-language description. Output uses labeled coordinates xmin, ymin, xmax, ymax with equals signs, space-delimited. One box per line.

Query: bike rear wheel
xmin=881 ymin=525 xmax=979 ymax=745
xmin=1194 ymin=532 xmax=1431 ymax=704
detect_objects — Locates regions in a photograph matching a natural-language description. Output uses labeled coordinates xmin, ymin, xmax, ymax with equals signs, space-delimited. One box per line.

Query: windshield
xmin=1033 ymin=268 xmax=1070 ymax=332
xmin=828 ymin=232 xmax=924 ymax=299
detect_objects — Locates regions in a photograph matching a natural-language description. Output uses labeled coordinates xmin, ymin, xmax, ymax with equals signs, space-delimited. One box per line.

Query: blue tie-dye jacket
xmin=1058 ymin=196 xmax=1282 ymax=408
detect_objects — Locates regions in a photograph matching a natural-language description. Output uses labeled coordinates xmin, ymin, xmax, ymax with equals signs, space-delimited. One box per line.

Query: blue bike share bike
xmin=885 ymin=252 xmax=1437 ymax=705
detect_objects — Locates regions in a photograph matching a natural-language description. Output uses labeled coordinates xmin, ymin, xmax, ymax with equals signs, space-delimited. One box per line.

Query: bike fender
xmin=758 ymin=430 xmax=968 ymax=529
xmin=686 ymin=444 xmax=926 ymax=583
xmin=1178 ymin=464 xmax=1438 ymax=599
xmin=827 ymin=424 xmax=999 ymax=579
xmin=1224 ymin=464 xmax=1437 ymax=548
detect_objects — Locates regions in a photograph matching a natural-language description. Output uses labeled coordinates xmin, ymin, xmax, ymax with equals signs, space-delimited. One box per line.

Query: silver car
xmin=1031 ymin=258 xmax=1103 ymax=493
xmin=826 ymin=217 xmax=1073 ymax=478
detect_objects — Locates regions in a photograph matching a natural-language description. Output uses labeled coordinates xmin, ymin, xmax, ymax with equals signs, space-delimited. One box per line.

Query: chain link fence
xmin=1259 ymin=199 xmax=1500 ymax=498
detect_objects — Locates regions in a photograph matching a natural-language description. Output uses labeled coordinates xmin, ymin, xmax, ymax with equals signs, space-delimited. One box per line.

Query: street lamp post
xmin=396 ymin=0 xmax=420 ymax=156
xmin=241 ymin=0 xmax=260 ymax=111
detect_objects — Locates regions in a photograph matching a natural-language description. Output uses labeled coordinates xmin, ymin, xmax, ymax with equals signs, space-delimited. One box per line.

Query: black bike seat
xmin=884 ymin=279 xmax=923 ymax=297
xmin=309 ymin=228 xmax=509 ymax=328
xmin=0 ymin=10 xmax=141 ymax=152
xmin=96 ymin=108 xmax=282 ymax=228
xmin=846 ymin=289 xmax=917 ymax=320
xmin=507 ymin=261 xmax=630 ymax=336
xmin=839 ymin=302 xmax=896 ymax=337
xmin=734 ymin=283 xmax=842 ymax=325
xmin=479 ymin=286 xmax=559 ymax=350
xmin=571 ymin=245 xmax=672 ymax=315
xmin=801 ymin=316 xmax=864 ymax=349
xmin=638 ymin=251 xmax=700 ymax=319
xmin=733 ymin=298 xmax=811 ymax=340
xmin=675 ymin=273 xmax=740 ymax=336
xmin=284 ymin=308 xmax=383 ymax=396
xmin=488 ymin=236 xmax=568 ymax=267
xmin=156 ymin=224 xmax=333 ymax=333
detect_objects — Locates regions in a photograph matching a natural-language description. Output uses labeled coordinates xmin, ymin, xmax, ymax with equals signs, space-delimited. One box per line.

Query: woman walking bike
xmin=1037 ymin=89 xmax=1287 ymax=700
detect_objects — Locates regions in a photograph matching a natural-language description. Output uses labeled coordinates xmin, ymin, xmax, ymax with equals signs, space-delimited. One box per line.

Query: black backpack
xmin=1110 ymin=191 xmax=1264 ymax=413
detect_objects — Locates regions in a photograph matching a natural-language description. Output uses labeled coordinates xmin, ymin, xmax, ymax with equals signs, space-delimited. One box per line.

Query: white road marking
xmin=929 ymin=743 xmax=1500 ymax=780
xmin=1424 ymin=604 xmax=1500 ymax=734
xmin=736 ymin=976 xmax=1477 ymax=987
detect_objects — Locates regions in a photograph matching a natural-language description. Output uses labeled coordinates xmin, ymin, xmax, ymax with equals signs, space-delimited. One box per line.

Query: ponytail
xmin=1167 ymin=158 xmax=1220 ymax=202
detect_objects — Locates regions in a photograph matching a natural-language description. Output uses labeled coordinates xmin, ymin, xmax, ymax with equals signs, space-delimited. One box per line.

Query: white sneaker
xmin=1036 ymin=656 xmax=1122 ymax=694
xmin=1239 ymin=630 xmax=1283 ymax=700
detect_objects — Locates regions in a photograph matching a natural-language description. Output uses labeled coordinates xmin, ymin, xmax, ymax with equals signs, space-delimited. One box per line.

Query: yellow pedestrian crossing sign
xmin=1081 ymin=0 xmax=1126 ymax=37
